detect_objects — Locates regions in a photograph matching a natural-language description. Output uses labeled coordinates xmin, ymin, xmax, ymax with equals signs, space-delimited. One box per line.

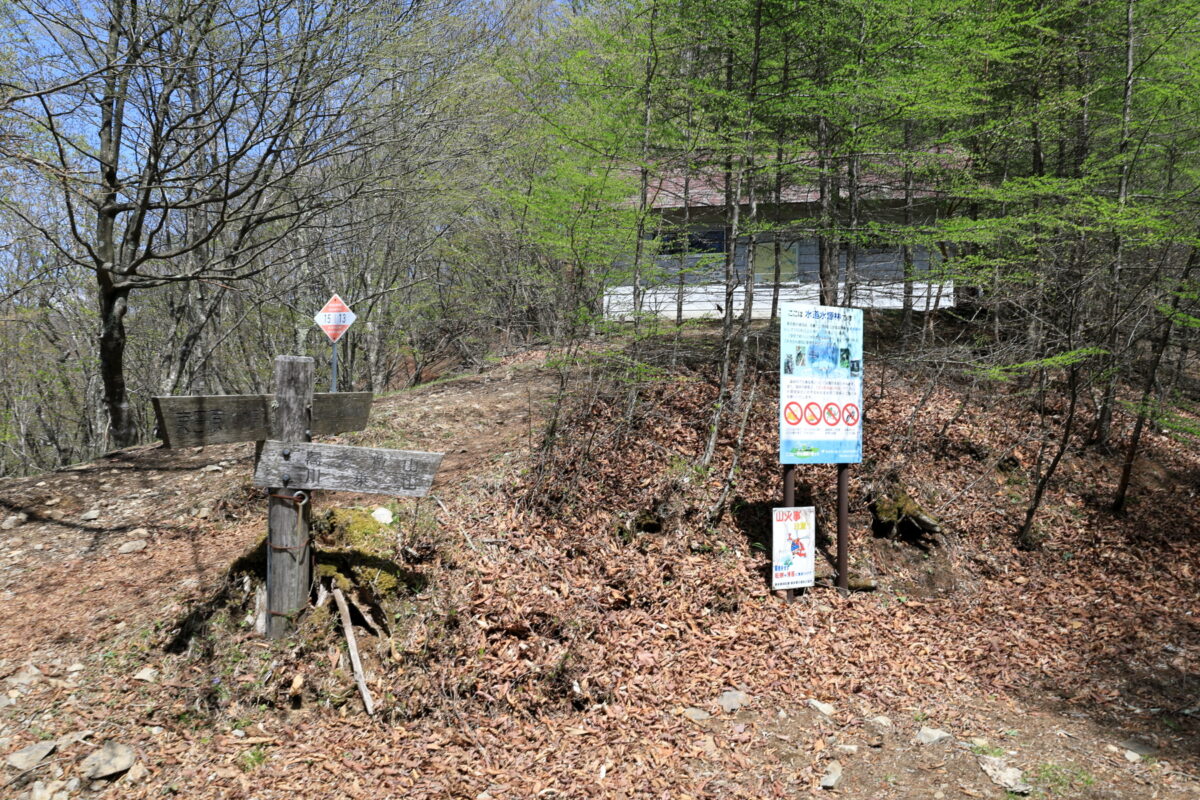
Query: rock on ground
xmin=5 ymin=663 xmax=43 ymax=688
xmin=808 ymin=698 xmax=836 ymax=717
xmin=717 ymin=690 xmax=751 ymax=714
xmin=1120 ymin=738 xmax=1159 ymax=757
xmin=978 ymin=754 xmax=1033 ymax=794
xmin=28 ymin=780 xmax=71 ymax=800
xmin=80 ymin=741 xmax=135 ymax=779
xmin=916 ymin=726 xmax=953 ymax=745
xmin=820 ymin=759 xmax=843 ymax=790
xmin=6 ymin=740 xmax=55 ymax=771
xmin=132 ymin=666 xmax=158 ymax=682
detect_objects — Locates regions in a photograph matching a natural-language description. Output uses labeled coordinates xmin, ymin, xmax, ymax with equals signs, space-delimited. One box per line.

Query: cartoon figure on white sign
xmin=772 ymin=507 xmax=815 ymax=590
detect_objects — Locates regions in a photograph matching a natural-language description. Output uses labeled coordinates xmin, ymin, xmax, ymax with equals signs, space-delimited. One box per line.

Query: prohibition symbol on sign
xmin=783 ymin=402 xmax=803 ymax=426
xmin=823 ymin=402 xmax=842 ymax=425
xmin=804 ymin=402 xmax=822 ymax=425
xmin=842 ymin=403 xmax=860 ymax=427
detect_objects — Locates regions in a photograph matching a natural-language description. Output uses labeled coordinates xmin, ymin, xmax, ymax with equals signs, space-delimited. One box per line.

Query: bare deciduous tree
xmin=4 ymin=0 xmax=399 ymax=445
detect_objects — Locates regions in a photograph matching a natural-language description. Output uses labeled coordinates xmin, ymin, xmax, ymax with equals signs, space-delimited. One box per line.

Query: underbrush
xmin=153 ymin=502 xmax=470 ymax=724
xmin=498 ymin=340 xmax=1199 ymax=741
xmin=144 ymin=342 xmax=1198 ymax=765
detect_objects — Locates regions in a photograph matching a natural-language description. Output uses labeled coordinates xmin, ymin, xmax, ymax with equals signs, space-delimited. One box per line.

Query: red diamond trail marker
xmin=315 ymin=294 xmax=356 ymax=343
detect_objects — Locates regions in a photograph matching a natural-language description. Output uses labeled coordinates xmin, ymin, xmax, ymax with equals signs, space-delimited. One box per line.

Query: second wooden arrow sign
xmin=252 ymin=440 xmax=443 ymax=497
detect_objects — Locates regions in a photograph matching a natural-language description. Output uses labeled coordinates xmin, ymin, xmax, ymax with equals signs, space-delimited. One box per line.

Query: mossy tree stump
xmin=868 ymin=481 xmax=943 ymax=545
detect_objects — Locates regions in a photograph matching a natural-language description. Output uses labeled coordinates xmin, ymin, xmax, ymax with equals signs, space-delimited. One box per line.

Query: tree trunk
xmin=1017 ymin=365 xmax=1079 ymax=547
xmin=817 ymin=114 xmax=837 ymax=305
xmin=630 ymin=1 xmax=659 ymax=334
xmin=1094 ymin=0 xmax=1137 ymax=448
xmin=901 ymin=121 xmax=915 ymax=338
xmin=770 ymin=154 xmax=783 ymax=322
xmin=98 ymin=280 xmax=137 ymax=448
xmin=770 ymin=49 xmax=790 ymax=323
xmin=1113 ymin=246 xmax=1197 ymax=513
xmin=96 ymin=9 xmax=133 ymax=448
xmin=845 ymin=149 xmax=859 ymax=307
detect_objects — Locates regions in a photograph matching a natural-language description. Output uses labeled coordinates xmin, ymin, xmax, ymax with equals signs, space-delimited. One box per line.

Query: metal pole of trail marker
xmin=331 ymin=339 xmax=338 ymax=393
xmin=315 ymin=294 xmax=356 ymax=395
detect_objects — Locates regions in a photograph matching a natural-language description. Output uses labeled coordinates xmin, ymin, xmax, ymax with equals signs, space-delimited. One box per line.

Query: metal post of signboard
xmin=836 ymin=463 xmax=849 ymax=593
xmin=782 ymin=465 xmax=797 ymax=603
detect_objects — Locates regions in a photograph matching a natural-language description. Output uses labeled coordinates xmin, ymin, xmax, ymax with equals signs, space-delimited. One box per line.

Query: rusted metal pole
xmin=267 ymin=356 xmax=314 ymax=638
xmin=836 ymin=463 xmax=849 ymax=592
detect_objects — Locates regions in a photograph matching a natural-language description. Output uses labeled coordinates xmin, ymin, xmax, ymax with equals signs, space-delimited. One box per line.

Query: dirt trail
xmin=0 ymin=361 xmax=558 ymax=664
xmin=0 ymin=356 xmax=1197 ymax=800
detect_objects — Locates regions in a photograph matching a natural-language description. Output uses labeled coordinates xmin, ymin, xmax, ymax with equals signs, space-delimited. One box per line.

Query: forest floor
xmin=0 ymin=335 xmax=1198 ymax=800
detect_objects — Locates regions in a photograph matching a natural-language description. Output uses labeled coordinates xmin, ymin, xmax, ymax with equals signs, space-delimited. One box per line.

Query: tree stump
xmin=868 ymin=481 xmax=942 ymax=545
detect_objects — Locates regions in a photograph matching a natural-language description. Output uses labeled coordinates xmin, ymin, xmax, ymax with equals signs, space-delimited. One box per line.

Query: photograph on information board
xmin=779 ymin=303 xmax=863 ymax=464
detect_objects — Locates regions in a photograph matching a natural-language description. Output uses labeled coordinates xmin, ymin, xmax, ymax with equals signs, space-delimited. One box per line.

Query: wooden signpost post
xmin=154 ymin=355 xmax=443 ymax=638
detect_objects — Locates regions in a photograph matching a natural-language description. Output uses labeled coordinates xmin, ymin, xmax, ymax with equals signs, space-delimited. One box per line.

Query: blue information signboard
xmin=779 ymin=303 xmax=863 ymax=464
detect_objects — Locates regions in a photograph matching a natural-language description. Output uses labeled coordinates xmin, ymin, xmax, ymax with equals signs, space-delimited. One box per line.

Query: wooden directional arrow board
xmin=253 ymin=441 xmax=443 ymax=497
xmin=152 ymin=392 xmax=373 ymax=448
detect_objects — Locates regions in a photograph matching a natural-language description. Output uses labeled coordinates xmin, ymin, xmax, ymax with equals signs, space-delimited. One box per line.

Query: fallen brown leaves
xmin=2 ymin=355 xmax=1198 ymax=799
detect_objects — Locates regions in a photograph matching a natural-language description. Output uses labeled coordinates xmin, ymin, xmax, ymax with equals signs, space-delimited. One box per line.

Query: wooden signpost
xmin=154 ymin=355 xmax=443 ymax=638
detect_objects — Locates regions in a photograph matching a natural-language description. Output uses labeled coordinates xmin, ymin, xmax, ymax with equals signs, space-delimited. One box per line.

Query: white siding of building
xmin=604 ymin=281 xmax=955 ymax=319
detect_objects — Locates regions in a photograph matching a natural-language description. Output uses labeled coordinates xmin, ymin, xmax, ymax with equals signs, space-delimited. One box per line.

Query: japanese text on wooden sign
xmin=152 ymin=392 xmax=372 ymax=448
xmin=253 ymin=441 xmax=442 ymax=497
xmin=772 ymin=507 xmax=815 ymax=590
xmin=779 ymin=303 xmax=863 ymax=464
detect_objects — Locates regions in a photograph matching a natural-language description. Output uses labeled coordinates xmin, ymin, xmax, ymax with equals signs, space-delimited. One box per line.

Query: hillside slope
xmin=0 ymin=349 xmax=1197 ymax=800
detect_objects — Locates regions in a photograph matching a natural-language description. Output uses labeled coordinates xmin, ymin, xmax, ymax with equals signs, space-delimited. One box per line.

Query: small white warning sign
xmin=772 ymin=506 xmax=815 ymax=590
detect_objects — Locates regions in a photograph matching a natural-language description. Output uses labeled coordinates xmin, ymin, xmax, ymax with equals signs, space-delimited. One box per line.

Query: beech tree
xmin=3 ymin=0 xmax=397 ymax=445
